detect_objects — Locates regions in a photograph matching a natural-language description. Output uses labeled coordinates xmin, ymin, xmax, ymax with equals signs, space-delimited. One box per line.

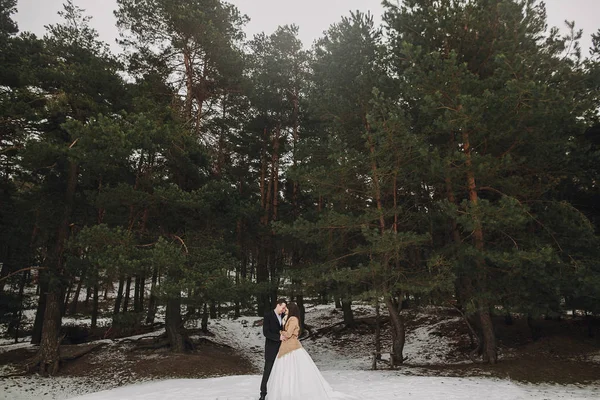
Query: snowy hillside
xmin=1 ymin=303 xmax=599 ymax=399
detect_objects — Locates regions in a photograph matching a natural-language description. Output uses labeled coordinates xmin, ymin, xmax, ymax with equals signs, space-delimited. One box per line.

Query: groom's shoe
xmin=259 ymin=396 xmax=266 ymax=400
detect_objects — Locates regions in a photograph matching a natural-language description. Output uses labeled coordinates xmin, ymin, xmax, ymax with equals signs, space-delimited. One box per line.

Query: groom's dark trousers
xmin=260 ymin=311 xmax=282 ymax=399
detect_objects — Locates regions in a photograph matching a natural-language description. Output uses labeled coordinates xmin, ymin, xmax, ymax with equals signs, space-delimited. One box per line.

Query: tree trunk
xmin=268 ymin=255 xmax=278 ymax=312
xmin=367 ymin=131 xmax=405 ymax=365
xmin=297 ymin=294 xmax=305 ymax=326
xmin=69 ymin=278 xmax=83 ymax=315
xmin=138 ymin=274 xmax=145 ymax=312
xmin=320 ymin=290 xmax=328 ymax=305
xmin=39 ymin=160 xmax=78 ymax=375
xmin=462 ymin=130 xmax=497 ymax=364
xmin=183 ymin=48 xmax=194 ymax=121
xmin=62 ymin=279 xmax=73 ymax=316
xmin=146 ymin=268 xmax=158 ymax=324
xmin=210 ymin=300 xmax=217 ymax=319
xmin=0 ymin=261 xmax=10 ymax=295
xmin=14 ymin=271 xmax=28 ymax=343
xmin=234 ymin=268 xmax=241 ymax=318
xmin=84 ymin=285 xmax=91 ymax=307
xmin=272 ymin=126 xmax=280 ymax=222
xmin=133 ymin=275 xmax=141 ymax=312
xmin=166 ymin=295 xmax=185 ymax=353
xmin=39 ymin=290 xmax=62 ymax=375
xmin=341 ymin=298 xmax=354 ymax=327
xmin=257 ymin=251 xmax=270 ymax=316
xmin=91 ymin=283 xmax=99 ymax=329
xmin=257 ymin=127 xmax=271 ymax=316
xmin=479 ymin=308 xmax=497 ymax=363
xmin=527 ymin=313 xmax=542 ymax=341
xmin=31 ymin=274 xmax=48 ymax=345
xmin=385 ymin=295 xmax=405 ymax=366
xmin=374 ymin=301 xmax=382 ymax=360
xmin=122 ymin=276 xmax=131 ymax=313
xmin=113 ymin=275 xmax=124 ymax=315
xmin=201 ymin=303 xmax=209 ymax=333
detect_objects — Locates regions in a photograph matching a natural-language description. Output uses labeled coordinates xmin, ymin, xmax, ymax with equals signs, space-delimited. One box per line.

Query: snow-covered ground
xmin=206 ymin=304 xmax=469 ymax=371
xmin=5 ymin=372 xmax=593 ymax=400
xmin=1 ymin=303 xmax=599 ymax=399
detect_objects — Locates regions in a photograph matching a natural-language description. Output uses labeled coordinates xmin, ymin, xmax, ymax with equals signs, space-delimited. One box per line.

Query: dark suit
xmin=260 ymin=310 xmax=283 ymax=398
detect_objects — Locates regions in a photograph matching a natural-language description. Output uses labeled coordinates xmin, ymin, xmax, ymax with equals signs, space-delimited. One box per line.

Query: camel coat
xmin=277 ymin=316 xmax=302 ymax=358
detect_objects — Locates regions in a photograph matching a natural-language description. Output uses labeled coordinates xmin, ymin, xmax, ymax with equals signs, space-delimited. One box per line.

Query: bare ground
xmin=0 ymin=337 xmax=256 ymax=387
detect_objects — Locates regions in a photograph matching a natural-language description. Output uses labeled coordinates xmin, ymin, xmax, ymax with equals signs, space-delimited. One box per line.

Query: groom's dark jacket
xmin=263 ymin=311 xmax=283 ymax=359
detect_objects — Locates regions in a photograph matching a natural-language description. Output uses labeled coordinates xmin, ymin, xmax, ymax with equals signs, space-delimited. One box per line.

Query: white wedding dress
xmin=266 ymin=317 xmax=354 ymax=400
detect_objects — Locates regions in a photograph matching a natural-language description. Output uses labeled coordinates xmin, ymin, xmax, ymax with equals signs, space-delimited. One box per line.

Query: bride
xmin=266 ymin=302 xmax=354 ymax=400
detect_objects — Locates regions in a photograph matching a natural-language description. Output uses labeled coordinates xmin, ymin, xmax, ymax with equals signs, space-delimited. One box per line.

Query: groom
xmin=259 ymin=299 xmax=287 ymax=400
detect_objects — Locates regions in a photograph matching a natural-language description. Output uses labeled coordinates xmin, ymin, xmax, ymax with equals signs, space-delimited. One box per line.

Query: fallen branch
xmin=0 ymin=267 xmax=46 ymax=283
xmin=0 ymin=370 xmax=28 ymax=378
xmin=118 ymin=334 xmax=166 ymax=344
xmin=59 ymin=342 xmax=105 ymax=361
xmin=304 ymin=316 xmax=390 ymax=340
xmin=21 ymin=342 xmax=104 ymax=374
xmin=136 ymin=338 xmax=170 ymax=350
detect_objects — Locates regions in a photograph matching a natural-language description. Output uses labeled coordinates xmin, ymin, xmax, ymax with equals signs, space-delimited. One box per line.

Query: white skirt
xmin=266 ymin=347 xmax=354 ymax=400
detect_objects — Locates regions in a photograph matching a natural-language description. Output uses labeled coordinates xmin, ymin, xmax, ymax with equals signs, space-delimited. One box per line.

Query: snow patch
xmin=2 ymin=372 xmax=592 ymax=400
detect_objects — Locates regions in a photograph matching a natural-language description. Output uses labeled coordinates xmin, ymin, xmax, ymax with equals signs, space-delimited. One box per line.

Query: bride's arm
xmin=280 ymin=316 xmax=299 ymax=339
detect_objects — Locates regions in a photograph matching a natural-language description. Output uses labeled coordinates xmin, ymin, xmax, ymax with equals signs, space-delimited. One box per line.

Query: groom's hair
xmin=276 ymin=298 xmax=287 ymax=306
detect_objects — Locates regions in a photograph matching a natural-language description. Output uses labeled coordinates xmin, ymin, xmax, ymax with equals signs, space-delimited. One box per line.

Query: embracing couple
xmin=259 ymin=299 xmax=353 ymax=400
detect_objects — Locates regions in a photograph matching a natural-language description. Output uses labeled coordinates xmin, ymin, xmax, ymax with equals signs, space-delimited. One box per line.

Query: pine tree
xmin=19 ymin=1 xmax=127 ymax=374
xmin=282 ymin=12 xmax=444 ymax=365
xmin=384 ymin=0 xmax=600 ymax=363
xmin=243 ymin=25 xmax=309 ymax=314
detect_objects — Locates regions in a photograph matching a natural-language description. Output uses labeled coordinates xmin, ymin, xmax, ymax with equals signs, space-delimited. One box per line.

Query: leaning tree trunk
xmin=385 ymin=295 xmax=406 ymax=366
xmin=165 ymin=294 xmax=185 ymax=353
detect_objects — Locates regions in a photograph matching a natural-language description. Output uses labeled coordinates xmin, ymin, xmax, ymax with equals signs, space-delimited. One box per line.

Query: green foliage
xmin=2 ymin=2 xmax=600 ymax=356
xmin=0 ymin=0 xmax=18 ymax=39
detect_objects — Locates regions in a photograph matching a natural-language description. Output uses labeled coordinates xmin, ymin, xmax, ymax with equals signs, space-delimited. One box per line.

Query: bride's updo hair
xmin=286 ymin=302 xmax=302 ymax=333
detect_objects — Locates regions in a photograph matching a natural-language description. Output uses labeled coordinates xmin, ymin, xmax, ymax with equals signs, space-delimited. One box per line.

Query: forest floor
xmin=1 ymin=303 xmax=599 ymax=399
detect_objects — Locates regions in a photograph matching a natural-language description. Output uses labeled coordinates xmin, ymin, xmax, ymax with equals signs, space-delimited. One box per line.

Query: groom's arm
xmin=262 ymin=313 xmax=280 ymax=341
